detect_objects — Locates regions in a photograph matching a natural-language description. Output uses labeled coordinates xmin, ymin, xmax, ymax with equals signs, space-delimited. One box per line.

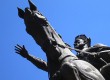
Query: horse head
xmin=18 ymin=0 xmax=48 ymax=27
xmin=18 ymin=0 xmax=50 ymax=46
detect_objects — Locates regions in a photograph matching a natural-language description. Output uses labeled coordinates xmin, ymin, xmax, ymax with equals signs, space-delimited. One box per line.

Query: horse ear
xmin=28 ymin=0 xmax=37 ymax=11
xmin=17 ymin=7 xmax=24 ymax=19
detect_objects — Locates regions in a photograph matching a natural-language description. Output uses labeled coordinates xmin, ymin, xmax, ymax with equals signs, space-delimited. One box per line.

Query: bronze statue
xmin=15 ymin=0 xmax=105 ymax=80
xmin=74 ymin=34 xmax=110 ymax=80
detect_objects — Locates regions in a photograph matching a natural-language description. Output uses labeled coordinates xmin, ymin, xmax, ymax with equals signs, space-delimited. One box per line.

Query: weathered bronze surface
xmin=15 ymin=0 xmax=106 ymax=80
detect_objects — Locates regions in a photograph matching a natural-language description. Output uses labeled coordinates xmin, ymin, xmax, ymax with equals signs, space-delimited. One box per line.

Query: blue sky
xmin=1 ymin=0 xmax=110 ymax=80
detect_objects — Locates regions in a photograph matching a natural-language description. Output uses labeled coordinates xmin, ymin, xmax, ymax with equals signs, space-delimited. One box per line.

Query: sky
xmin=1 ymin=0 xmax=110 ymax=80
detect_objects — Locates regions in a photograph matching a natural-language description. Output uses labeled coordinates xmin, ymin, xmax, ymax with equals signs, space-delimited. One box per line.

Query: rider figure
xmin=74 ymin=34 xmax=110 ymax=80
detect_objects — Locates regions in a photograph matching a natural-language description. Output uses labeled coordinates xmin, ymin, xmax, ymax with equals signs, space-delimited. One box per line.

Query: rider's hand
xmin=15 ymin=44 xmax=29 ymax=58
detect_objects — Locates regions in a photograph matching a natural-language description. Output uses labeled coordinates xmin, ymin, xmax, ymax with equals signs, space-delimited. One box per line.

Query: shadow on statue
xmin=15 ymin=0 xmax=106 ymax=80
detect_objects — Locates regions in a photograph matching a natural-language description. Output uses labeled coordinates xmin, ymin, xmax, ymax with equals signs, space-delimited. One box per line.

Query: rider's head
xmin=74 ymin=34 xmax=91 ymax=50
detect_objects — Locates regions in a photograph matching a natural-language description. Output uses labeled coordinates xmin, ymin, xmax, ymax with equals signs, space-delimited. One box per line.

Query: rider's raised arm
xmin=27 ymin=54 xmax=48 ymax=72
xmin=15 ymin=44 xmax=48 ymax=72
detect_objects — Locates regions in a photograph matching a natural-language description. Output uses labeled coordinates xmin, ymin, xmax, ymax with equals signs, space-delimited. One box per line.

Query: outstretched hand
xmin=15 ymin=44 xmax=29 ymax=58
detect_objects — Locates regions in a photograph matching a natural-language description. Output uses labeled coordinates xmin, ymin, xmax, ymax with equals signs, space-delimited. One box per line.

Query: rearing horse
xmin=18 ymin=0 xmax=105 ymax=80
